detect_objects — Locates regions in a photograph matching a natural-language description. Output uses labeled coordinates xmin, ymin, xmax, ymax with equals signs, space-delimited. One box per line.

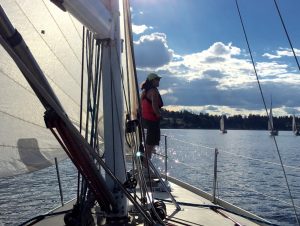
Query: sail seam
xmin=0 ymin=109 xmax=45 ymax=128
xmin=41 ymin=0 xmax=82 ymax=64
xmin=0 ymin=70 xmax=35 ymax=95
xmin=14 ymin=0 xmax=83 ymax=89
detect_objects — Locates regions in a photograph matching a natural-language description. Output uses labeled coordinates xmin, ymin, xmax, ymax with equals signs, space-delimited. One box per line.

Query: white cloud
xmin=134 ymin=33 xmax=174 ymax=68
xmin=256 ymin=61 xmax=289 ymax=77
xmin=160 ymin=88 xmax=173 ymax=95
xmin=159 ymin=42 xmax=255 ymax=88
xmin=263 ymin=47 xmax=300 ymax=59
xmin=262 ymin=53 xmax=281 ymax=59
xmin=132 ymin=24 xmax=152 ymax=34
xmin=136 ymin=40 xmax=300 ymax=115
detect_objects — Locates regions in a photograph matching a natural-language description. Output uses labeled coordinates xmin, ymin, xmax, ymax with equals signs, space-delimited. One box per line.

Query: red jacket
xmin=141 ymin=88 xmax=163 ymax=121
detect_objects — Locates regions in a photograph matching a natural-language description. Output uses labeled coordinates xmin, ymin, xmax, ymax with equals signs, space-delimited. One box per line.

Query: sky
xmin=130 ymin=0 xmax=300 ymax=116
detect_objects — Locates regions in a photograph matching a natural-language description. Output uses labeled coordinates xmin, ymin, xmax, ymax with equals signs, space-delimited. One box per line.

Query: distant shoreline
xmin=160 ymin=109 xmax=297 ymax=131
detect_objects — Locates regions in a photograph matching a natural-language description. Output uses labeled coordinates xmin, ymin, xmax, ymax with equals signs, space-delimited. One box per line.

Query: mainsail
xmin=292 ymin=114 xmax=300 ymax=135
xmin=0 ymin=0 xmax=88 ymax=177
xmin=268 ymin=98 xmax=278 ymax=136
xmin=220 ymin=115 xmax=225 ymax=131
xmin=292 ymin=114 xmax=297 ymax=132
xmin=268 ymin=107 xmax=274 ymax=131
xmin=220 ymin=115 xmax=227 ymax=133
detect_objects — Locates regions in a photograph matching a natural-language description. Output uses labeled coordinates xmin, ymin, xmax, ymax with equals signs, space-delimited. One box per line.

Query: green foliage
xmin=160 ymin=109 xmax=295 ymax=130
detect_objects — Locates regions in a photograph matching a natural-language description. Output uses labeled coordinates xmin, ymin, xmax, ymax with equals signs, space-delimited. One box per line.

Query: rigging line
xmin=160 ymin=199 xmax=277 ymax=226
xmin=109 ymin=52 xmax=153 ymax=197
xmin=90 ymin=42 xmax=102 ymax=146
xmin=124 ymin=0 xmax=145 ymax=136
xmin=235 ymin=0 xmax=269 ymax=120
xmin=84 ymin=30 xmax=94 ymax=140
xmin=221 ymin=149 xmax=300 ymax=171
xmin=109 ymin=49 xmax=117 ymax=174
xmin=122 ymin=0 xmax=146 ymax=156
xmin=165 ymin=135 xmax=300 ymax=170
xmin=14 ymin=1 xmax=82 ymax=88
xmin=89 ymin=45 xmax=98 ymax=145
xmin=123 ymin=0 xmax=153 ymax=198
xmin=122 ymin=2 xmax=132 ymax=115
xmin=167 ymin=157 xmax=211 ymax=173
xmin=79 ymin=30 xmax=93 ymax=204
xmin=85 ymin=31 xmax=96 ymax=103
xmin=0 ymin=144 xmax=62 ymax=150
xmin=104 ymin=42 xmax=131 ymax=176
xmin=112 ymin=44 xmax=130 ymax=115
xmin=79 ymin=26 xmax=85 ymax=134
xmin=78 ymin=25 xmax=85 ymax=201
xmin=68 ymin=13 xmax=82 ymax=42
xmin=232 ymin=183 xmax=300 ymax=209
xmin=93 ymin=43 xmax=104 ymax=149
xmin=235 ymin=2 xmax=299 ymax=224
xmin=168 ymin=137 xmax=215 ymax=150
xmin=0 ymin=109 xmax=45 ymax=128
xmin=110 ymin=45 xmax=126 ymax=176
xmin=41 ymin=0 xmax=82 ymax=63
xmin=273 ymin=0 xmax=300 ymax=71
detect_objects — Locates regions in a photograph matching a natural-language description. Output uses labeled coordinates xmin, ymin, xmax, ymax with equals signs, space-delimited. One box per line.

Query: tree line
xmin=160 ymin=109 xmax=297 ymax=130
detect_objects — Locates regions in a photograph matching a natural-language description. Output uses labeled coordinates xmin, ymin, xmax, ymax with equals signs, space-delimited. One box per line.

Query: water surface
xmin=0 ymin=129 xmax=299 ymax=225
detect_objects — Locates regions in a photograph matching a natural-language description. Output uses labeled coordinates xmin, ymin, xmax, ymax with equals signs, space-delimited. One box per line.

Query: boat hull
xmin=27 ymin=177 xmax=271 ymax=226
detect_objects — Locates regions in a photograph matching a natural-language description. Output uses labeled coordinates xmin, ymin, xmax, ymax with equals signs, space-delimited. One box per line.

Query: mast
xmin=101 ymin=0 xmax=128 ymax=219
xmin=59 ymin=0 xmax=128 ymax=219
xmin=54 ymin=0 xmax=128 ymax=219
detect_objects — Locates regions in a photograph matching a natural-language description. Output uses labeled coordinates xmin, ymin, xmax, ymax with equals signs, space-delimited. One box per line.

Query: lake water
xmin=0 ymin=129 xmax=299 ymax=225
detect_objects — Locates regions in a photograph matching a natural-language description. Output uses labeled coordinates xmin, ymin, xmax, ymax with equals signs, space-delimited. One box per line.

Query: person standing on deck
xmin=141 ymin=73 xmax=164 ymax=165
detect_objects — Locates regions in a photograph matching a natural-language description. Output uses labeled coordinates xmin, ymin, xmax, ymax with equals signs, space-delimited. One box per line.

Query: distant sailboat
xmin=220 ymin=115 xmax=227 ymax=133
xmin=268 ymin=99 xmax=278 ymax=136
xmin=292 ymin=114 xmax=300 ymax=136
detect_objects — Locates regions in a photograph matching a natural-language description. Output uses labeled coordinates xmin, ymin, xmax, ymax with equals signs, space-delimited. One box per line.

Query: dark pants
xmin=143 ymin=119 xmax=160 ymax=146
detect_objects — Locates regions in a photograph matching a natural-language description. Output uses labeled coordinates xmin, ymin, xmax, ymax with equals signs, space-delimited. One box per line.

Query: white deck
xmin=32 ymin=178 xmax=269 ymax=226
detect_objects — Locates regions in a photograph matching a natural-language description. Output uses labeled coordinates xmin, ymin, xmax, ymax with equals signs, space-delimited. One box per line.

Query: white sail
xmin=0 ymin=0 xmax=88 ymax=177
xmin=220 ymin=115 xmax=225 ymax=131
xmin=292 ymin=114 xmax=297 ymax=132
xmin=220 ymin=115 xmax=227 ymax=133
xmin=268 ymin=98 xmax=278 ymax=136
xmin=268 ymin=107 xmax=274 ymax=130
xmin=292 ymin=114 xmax=300 ymax=135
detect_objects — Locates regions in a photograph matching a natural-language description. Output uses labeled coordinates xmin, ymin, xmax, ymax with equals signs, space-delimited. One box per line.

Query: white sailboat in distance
xmin=292 ymin=114 xmax=300 ymax=136
xmin=268 ymin=99 xmax=278 ymax=136
xmin=220 ymin=115 xmax=228 ymax=134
